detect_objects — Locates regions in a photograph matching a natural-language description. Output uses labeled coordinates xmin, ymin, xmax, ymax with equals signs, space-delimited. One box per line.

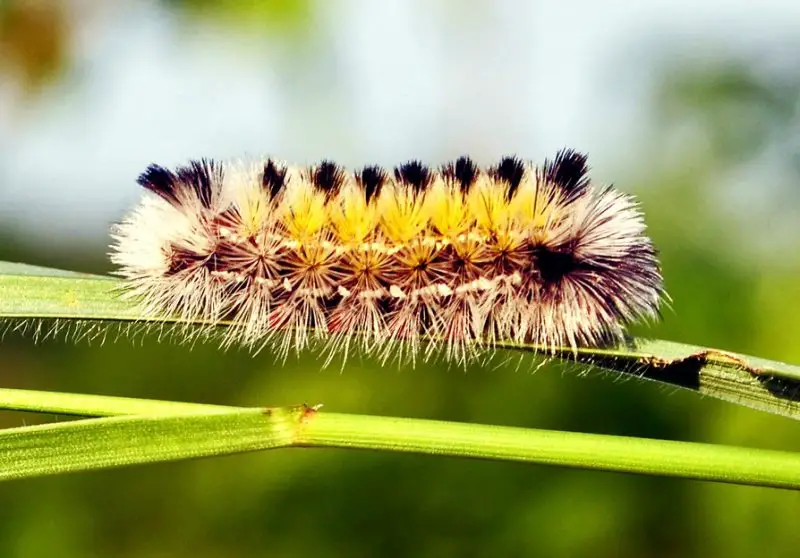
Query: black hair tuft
xmin=542 ymin=148 xmax=590 ymax=201
xmin=491 ymin=156 xmax=526 ymax=200
xmin=312 ymin=160 xmax=346 ymax=198
xmin=262 ymin=160 xmax=288 ymax=200
xmin=394 ymin=160 xmax=432 ymax=194
xmin=358 ymin=165 xmax=388 ymax=203
xmin=176 ymin=159 xmax=219 ymax=208
xmin=443 ymin=156 xmax=479 ymax=195
xmin=137 ymin=164 xmax=180 ymax=206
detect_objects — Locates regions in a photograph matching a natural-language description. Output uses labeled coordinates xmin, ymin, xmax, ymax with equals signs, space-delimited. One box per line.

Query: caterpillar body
xmin=110 ymin=150 xmax=664 ymax=364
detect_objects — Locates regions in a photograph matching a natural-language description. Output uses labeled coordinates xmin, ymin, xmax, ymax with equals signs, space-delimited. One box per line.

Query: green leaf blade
xmin=0 ymin=407 xmax=301 ymax=482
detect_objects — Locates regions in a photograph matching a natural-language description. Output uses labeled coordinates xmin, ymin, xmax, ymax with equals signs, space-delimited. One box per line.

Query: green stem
xmin=0 ymin=388 xmax=797 ymax=489
xmin=302 ymin=412 xmax=800 ymax=490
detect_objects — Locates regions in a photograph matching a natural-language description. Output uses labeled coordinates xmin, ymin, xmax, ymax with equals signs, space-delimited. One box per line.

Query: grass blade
xmin=0 ymin=387 xmax=243 ymax=417
xmin=0 ymin=396 xmax=798 ymax=490
xmin=0 ymin=262 xmax=138 ymax=321
xmin=495 ymin=340 xmax=800 ymax=420
xmin=0 ymin=407 xmax=301 ymax=481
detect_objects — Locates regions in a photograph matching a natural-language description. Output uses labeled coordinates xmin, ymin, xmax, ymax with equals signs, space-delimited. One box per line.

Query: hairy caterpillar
xmin=110 ymin=149 xmax=664 ymax=364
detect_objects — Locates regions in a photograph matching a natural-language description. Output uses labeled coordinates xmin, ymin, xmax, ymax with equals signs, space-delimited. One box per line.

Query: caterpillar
xmin=110 ymin=149 xmax=664 ymax=364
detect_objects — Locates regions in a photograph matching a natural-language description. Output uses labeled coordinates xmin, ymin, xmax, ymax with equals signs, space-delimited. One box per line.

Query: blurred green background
xmin=2 ymin=1 xmax=800 ymax=556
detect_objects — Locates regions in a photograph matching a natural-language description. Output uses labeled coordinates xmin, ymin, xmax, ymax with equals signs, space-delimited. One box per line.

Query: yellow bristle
xmin=378 ymin=183 xmax=430 ymax=244
xmin=329 ymin=182 xmax=379 ymax=244
xmin=280 ymin=171 xmax=328 ymax=241
xmin=232 ymin=175 xmax=272 ymax=239
xmin=426 ymin=177 xmax=471 ymax=239
xmin=511 ymin=175 xmax=564 ymax=234
xmin=467 ymin=175 xmax=512 ymax=234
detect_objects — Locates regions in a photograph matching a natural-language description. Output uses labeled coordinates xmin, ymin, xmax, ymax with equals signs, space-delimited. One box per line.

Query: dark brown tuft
xmin=137 ymin=164 xmax=180 ymax=206
xmin=176 ymin=159 xmax=219 ymax=208
xmin=262 ymin=160 xmax=288 ymax=200
xmin=531 ymin=245 xmax=578 ymax=285
xmin=491 ymin=156 xmax=526 ymax=200
xmin=164 ymin=243 xmax=208 ymax=276
xmin=312 ymin=160 xmax=346 ymax=198
xmin=357 ymin=165 xmax=387 ymax=203
xmin=394 ymin=161 xmax=432 ymax=194
xmin=543 ymin=148 xmax=590 ymax=201
xmin=443 ymin=156 xmax=479 ymax=195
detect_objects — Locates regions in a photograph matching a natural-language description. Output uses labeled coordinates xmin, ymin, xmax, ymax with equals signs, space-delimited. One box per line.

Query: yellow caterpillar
xmin=110 ymin=149 xmax=664 ymax=364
